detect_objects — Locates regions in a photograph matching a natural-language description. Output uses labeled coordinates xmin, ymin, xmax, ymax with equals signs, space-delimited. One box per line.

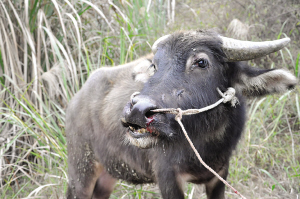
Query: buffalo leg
xmin=66 ymin=142 xmax=103 ymax=199
xmin=92 ymin=171 xmax=117 ymax=199
xmin=67 ymin=161 xmax=103 ymax=199
xmin=205 ymin=166 xmax=228 ymax=199
xmin=157 ymin=169 xmax=184 ymax=199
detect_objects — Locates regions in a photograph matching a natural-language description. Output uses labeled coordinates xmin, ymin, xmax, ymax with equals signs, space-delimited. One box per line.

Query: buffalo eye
xmin=149 ymin=63 xmax=157 ymax=72
xmin=194 ymin=58 xmax=209 ymax=69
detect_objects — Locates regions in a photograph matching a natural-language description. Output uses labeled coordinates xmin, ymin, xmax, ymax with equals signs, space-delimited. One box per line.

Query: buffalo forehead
xmin=154 ymin=33 xmax=223 ymax=69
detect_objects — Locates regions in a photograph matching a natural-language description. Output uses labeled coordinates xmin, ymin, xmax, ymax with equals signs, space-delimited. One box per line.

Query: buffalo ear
xmin=231 ymin=64 xmax=297 ymax=97
xmin=132 ymin=59 xmax=154 ymax=83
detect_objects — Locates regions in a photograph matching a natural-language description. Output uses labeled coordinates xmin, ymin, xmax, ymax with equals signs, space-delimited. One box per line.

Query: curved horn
xmin=220 ymin=36 xmax=290 ymax=61
xmin=152 ymin=34 xmax=170 ymax=53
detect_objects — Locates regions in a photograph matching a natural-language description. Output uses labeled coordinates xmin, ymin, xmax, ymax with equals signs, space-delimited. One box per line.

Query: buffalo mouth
xmin=125 ymin=119 xmax=160 ymax=149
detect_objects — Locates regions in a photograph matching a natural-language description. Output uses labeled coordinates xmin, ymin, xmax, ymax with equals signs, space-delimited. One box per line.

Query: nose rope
xmin=150 ymin=87 xmax=246 ymax=199
xmin=151 ymin=87 xmax=239 ymax=116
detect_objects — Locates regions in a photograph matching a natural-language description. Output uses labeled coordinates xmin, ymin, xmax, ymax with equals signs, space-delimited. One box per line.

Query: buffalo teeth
xmin=137 ymin=128 xmax=147 ymax=134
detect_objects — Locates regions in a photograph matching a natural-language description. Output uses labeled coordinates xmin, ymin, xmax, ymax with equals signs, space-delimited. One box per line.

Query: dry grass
xmin=0 ymin=0 xmax=299 ymax=198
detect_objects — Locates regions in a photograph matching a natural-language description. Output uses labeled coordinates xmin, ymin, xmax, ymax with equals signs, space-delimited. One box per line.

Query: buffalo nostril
xmin=124 ymin=97 xmax=157 ymax=128
xmin=145 ymin=110 xmax=156 ymax=118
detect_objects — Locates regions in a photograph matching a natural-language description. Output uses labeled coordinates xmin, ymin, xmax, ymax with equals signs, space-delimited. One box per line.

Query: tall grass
xmin=0 ymin=0 xmax=167 ymax=197
xmin=0 ymin=0 xmax=299 ymax=198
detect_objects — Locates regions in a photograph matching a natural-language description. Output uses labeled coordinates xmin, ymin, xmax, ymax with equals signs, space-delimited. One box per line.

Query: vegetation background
xmin=0 ymin=0 xmax=299 ymax=198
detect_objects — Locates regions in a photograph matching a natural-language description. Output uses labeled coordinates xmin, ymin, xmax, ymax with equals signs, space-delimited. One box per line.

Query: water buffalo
xmin=66 ymin=30 xmax=297 ymax=199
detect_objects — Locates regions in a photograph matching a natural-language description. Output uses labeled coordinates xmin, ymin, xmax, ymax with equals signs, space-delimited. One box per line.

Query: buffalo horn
xmin=152 ymin=34 xmax=170 ymax=53
xmin=220 ymin=36 xmax=290 ymax=61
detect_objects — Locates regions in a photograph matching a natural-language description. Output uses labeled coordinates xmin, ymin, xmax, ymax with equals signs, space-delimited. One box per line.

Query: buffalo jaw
xmin=122 ymin=107 xmax=160 ymax=149
xmin=125 ymin=126 xmax=159 ymax=149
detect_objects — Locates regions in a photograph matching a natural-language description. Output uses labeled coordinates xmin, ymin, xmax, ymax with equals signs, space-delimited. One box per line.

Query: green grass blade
xmin=260 ymin=169 xmax=287 ymax=192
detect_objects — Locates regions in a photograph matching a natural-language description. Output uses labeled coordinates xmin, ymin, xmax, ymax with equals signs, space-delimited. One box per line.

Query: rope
xmin=151 ymin=87 xmax=246 ymax=199
xmin=151 ymin=87 xmax=239 ymax=116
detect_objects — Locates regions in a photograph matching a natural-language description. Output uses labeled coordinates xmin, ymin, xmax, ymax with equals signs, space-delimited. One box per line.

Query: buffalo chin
xmin=126 ymin=128 xmax=159 ymax=149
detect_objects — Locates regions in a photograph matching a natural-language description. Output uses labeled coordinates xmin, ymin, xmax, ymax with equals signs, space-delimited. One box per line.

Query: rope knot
xmin=175 ymin=108 xmax=183 ymax=121
xmin=217 ymin=87 xmax=239 ymax=107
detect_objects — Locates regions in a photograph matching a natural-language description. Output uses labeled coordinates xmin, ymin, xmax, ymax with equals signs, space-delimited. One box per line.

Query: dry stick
xmin=151 ymin=87 xmax=246 ymax=199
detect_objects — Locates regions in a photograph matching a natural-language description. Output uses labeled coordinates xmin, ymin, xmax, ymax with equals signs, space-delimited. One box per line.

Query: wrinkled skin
xmin=66 ymin=30 xmax=297 ymax=199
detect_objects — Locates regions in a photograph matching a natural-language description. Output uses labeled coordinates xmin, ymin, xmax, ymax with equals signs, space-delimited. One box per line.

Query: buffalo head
xmin=122 ymin=30 xmax=297 ymax=149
